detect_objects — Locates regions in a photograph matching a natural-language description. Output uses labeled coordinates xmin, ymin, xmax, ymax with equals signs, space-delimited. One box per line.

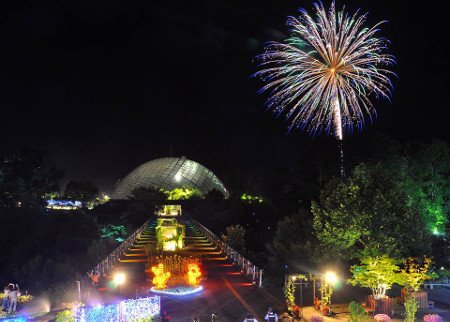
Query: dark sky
xmin=0 ymin=0 xmax=448 ymax=192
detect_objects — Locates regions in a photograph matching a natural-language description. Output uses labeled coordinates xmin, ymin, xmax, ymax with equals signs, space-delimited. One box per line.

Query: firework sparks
xmin=254 ymin=1 xmax=395 ymax=139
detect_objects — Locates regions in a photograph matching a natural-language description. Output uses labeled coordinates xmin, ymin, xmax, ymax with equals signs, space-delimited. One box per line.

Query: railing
xmin=189 ymin=217 xmax=264 ymax=287
xmin=88 ymin=219 xmax=151 ymax=276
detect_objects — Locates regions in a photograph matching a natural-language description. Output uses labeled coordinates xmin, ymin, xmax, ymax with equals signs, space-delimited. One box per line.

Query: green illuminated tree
xmin=400 ymin=256 xmax=432 ymax=292
xmin=403 ymin=140 xmax=449 ymax=236
xmin=312 ymin=163 xmax=430 ymax=260
xmin=349 ymin=256 xmax=403 ymax=299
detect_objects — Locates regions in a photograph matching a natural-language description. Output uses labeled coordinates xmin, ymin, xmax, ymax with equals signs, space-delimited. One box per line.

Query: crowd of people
xmin=1 ymin=283 xmax=20 ymax=314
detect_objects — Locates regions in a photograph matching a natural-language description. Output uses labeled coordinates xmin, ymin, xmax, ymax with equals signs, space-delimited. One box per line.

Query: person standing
xmin=264 ymin=307 xmax=278 ymax=322
xmin=8 ymin=284 xmax=19 ymax=314
xmin=88 ymin=270 xmax=100 ymax=287
xmin=1 ymin=285 xmax=10 ymax=311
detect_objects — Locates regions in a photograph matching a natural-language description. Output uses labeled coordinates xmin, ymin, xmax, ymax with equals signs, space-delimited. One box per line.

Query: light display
xmin=187 ymin=263 xmax=202 ymax=286
xmin=46 ymin=199 xmax=82 ymax=210
xmin=151 ymin=264 xmax=171 ymax=289
xmin=111 ymin=157 xmax=229 ymax=199
xmin=0 ymin=317 xmax=27 ymax=322
xmin=156 ymin=218 xmax=185 ymax=251
xmin=150 ymin=285 xmax=203 ymax=296
xmin=163 ymin=240 xmax=177 ymax=251
xmin=76 ymin=304 xmax=119 ymax=322
xmin=74 ymin=296 xmax=160 ymax=322
xmin=119 ymin=297 xmax=161 ymax=321
xmin=156 ymin=204 xmax=182 ymax=217
xmin=254 ymin=1 xmax=395 ymax=138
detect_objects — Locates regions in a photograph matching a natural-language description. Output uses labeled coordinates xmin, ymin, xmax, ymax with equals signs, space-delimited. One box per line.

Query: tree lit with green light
xmin=240 ymin=193 xmax=264 ymax=204
xmin=162 ymin=188 xmax=201 ymax=200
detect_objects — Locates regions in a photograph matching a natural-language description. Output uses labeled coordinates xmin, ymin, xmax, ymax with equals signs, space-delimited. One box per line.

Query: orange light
xmin=187 ymin=263 xmax=202 ymax=286
xmin=151 ymin=263 xmax=171 ymax=289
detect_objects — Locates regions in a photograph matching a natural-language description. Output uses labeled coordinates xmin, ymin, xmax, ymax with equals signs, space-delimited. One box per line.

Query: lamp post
xmin=324 ymin=271 xmax=338 ymax=315
xmin=113 ymin=272 xmax=126 ymax=296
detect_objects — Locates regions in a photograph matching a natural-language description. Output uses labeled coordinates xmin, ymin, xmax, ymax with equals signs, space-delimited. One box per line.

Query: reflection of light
xmin=174 ymin=172 xmax=182 ymax=182
xmin=113 ymin=272 xmax=126 ymax=285
xmin=325 ymin=271 xmax=338 ymax=285
xmin=150 ymin=286 xmax=203 ymax=296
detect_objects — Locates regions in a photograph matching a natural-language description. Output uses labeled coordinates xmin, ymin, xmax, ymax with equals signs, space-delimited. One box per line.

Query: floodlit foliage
xmin=349 ymin=256 xmax=402 ymax=299
xmin=320 ymin=280 xmax=334 ymax=306
xmin=100 ymin=224 xmax=128 ymax=242
xmin=312 ymin=163 xmax=430 ymax=260
xmin=404 ymin=297 xmax=419 ymax=322
xmin=400 ymin=257 xmax=432 ymax=292
xmin=284 ymin=278 xmax=296 ymax=310
xmin=240 ymin=193 xmax=264 ymax=204
xmin=163 ymin=188 xmax=201 ymax=200
xmin=348 ymin=301 xmax=368 ymax=322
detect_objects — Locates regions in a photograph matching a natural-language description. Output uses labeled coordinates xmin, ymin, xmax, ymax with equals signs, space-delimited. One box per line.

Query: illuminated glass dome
xmin=112 ymin=157 xmax=229 ymax=200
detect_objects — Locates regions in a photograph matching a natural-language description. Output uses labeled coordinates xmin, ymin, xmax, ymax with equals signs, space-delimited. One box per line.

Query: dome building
xmin=111 ymin=157 xmax=229 ymax=200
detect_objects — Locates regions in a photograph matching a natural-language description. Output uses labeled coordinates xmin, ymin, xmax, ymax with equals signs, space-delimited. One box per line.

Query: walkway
xmin=105 ymin=217 xmax=282 ymax=321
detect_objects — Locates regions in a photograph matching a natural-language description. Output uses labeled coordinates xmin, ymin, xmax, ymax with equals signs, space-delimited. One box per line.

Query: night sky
xmin=0 ymin=0 xmax=448 ymax=193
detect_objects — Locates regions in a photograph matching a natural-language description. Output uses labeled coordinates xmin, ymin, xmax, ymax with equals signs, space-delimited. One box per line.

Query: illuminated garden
xmin=0 ymin=0 xmax=449 ymax=321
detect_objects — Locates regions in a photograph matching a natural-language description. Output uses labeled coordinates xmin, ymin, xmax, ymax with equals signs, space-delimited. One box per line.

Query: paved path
xmin=106 ymin=217 xmax=283 ymax=321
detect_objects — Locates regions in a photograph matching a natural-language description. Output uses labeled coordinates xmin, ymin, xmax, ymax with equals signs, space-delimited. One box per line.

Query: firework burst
xmin=254 ymin=1 xmax=395 ymax=139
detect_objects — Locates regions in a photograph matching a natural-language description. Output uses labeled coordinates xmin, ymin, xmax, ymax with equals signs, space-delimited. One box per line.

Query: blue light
xmin=74 ymin=296 xmax=160 ymax=322
xmin=0 ymin=317 xmax=27 ymax=322
xmin=150 ymin=286 xmax=203 ymax=296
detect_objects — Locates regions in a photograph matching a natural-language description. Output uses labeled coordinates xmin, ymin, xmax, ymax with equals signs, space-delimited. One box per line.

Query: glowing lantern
xmin=187 ymin=263 xmax=202 ymax=286
xmin=151 ymin=264 xmax=171 ymax=289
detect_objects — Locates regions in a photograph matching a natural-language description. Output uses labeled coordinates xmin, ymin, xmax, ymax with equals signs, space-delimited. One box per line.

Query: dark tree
xmin=0 ymin=148 xmax=63 ymax=207
xmin=64 ymin=180 xmax=99 ymax=202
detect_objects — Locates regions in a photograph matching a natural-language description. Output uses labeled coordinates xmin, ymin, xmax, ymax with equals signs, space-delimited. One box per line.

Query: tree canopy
xmin=64 ymin=180 xmax=99 ymax=202
xmin=0 ymin=148 xmax=63 ymax=207
xmin=312 ymin=163 xmax=430 ymax=261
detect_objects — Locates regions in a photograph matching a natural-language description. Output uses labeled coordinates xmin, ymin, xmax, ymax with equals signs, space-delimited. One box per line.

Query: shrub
xmin=404 ymin=297 xmax=418 ymax=322
xmin=423 ymin=314 xmax=443 ymax=322
xmin=374 ymin=314 xmax=391 ymax=322
xmin=56 ymin=309 xmax=75 ymax=322
xmin=310 ymin=315 xmax=324 ymax=322
xmin=348 ymin=301 xmax=368 ymax=322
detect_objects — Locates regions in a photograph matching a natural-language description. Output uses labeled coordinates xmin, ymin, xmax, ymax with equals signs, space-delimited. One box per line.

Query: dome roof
xmin=111 ymin=157 xmax=229 ymax=200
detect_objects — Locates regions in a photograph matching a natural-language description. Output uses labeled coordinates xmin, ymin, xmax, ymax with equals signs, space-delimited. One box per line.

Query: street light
xmin=323 ymin=271 xmax=338 ymax=315
xmin=325 ymin=271 xmax=337 ymax=285
xmin=113 ymin=272 xmax=126 ymax=285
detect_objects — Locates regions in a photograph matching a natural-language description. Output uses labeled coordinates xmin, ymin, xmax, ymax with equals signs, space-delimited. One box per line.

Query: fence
xmin=87 ymin=219 xmax=151 ymax=276
xmin=189 ymin=217 xmax=264 ymax=287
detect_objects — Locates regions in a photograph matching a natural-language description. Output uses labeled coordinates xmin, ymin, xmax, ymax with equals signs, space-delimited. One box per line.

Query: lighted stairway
xmin=108 ymin=218 xmax=216 ymax=292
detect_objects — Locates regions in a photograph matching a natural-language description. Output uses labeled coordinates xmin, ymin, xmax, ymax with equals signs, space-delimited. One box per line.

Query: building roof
xmin=111 ymin=157 xmax=229 ymax=199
